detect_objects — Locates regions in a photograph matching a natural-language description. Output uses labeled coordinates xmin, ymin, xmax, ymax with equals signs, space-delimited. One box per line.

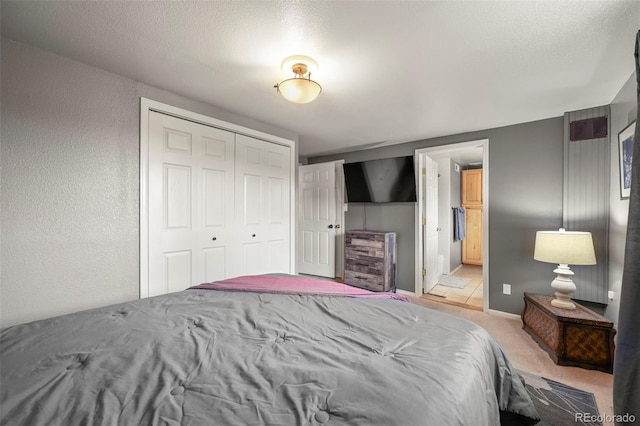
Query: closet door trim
xmin=140 ymin=98 xmax=296 ymax=298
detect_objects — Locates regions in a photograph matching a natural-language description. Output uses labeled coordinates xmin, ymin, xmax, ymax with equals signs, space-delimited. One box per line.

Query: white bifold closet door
xmin=148 ymin=112 xmax=290 ymax=296
xmin=235 ymin=134 xmax=291 ymax=276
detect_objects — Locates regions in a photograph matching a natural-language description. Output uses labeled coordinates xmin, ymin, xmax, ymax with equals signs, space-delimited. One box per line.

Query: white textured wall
xmin=1 ymin=39 xmax=140 ymax=328
xmin=0 ymin=38 xmax=298 ymax=328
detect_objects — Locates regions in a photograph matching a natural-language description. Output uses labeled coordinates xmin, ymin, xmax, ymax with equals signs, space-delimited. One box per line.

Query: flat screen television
xmin=343 ymin=156 xmax=417 ymax=203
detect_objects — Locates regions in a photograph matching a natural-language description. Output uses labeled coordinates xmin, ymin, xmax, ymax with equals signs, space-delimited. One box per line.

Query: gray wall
xmin=607 ymin=72 xmax=637 ymax=324
xmin=0 ymin=38 xmax=298 ymax=328
xmin=344 ymin=203 xmax=416 ymax=292
xmin=310 ymin=118 xmax=565 ymax=314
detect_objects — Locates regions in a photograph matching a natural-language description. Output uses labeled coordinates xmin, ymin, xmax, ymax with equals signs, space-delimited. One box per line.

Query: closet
xmin=145 ymin=107 xmax=292 ymax=297
xmin=462 ymin=169 xmax=483 ymax=265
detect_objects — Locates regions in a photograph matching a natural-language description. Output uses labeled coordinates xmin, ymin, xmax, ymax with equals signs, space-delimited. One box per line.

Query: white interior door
xmin=148 ymin=111 xmax=235 ymax=296
xmin=235 ymin=134 xmax=291 ymax=276
xmin=423 ymin=155 xmax=439 ymax=293
xmin=298 ymin=162 xmax=337 ymax=278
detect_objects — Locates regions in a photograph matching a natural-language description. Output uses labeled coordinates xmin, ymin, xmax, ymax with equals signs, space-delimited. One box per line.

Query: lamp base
xmin=550 ymin=296 xmax=576 ymax=310
xmin=550 ymin=264 xmax=577 ymax=310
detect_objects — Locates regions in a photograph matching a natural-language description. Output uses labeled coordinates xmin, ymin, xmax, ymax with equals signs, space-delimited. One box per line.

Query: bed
xmin=0 ymin=275 xmax=539 ymax=425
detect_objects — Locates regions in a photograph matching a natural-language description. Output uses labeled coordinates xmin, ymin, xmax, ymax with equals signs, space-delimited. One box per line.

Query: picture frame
xmin=618 ymin=121 xmax=635 ymax=199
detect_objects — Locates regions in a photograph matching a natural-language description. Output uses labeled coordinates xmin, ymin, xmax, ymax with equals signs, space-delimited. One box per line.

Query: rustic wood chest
xmin=522 ymin=292 xmax=615 ymax=373
xmin=344 ymin=230 xmax=397 ymax=292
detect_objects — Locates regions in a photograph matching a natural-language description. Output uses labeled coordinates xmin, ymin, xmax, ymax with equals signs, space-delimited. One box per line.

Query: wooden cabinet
xmin=462 ymin=169 xmax=483 ymax=265
xmin=522 ymin=293 xmax=615 ymax=373
xmin=462 ymin=169 xmax=482 ymax=206
xmin=344 ymin=230 xmax=396 ymax=292
xmin=462 ymin=206 xmax=482 ymax=265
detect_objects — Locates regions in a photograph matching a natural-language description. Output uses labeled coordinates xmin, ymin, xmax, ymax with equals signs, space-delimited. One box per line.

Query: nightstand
xmin=521 ymin=292 xmax=615 ymax=373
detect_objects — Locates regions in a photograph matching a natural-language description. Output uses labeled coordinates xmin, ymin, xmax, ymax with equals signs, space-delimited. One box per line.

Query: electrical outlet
xmin=608 ymin=291 xmax=615 ymax=300
xmin=503 ymin=284 xmax=511 ymax=295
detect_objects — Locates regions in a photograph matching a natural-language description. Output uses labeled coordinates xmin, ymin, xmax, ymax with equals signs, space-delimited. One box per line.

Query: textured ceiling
xmin=2 ymin=1 xmax=639 ymax=157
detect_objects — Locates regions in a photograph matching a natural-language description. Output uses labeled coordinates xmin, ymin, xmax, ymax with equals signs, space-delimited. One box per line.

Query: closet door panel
xmin=242 ymin=174 xmax=262 ymax=226
xmin=164 ymin=250 xmax=192 ymax=294
xmin=268 ymin=240 xmax=288 ymax=272
xmin=202 ymin=169 xmax=226 ymax=227
xmin=164 ymin=164 xmax=192 ymax=229
xmin=149 ymin=112 xmax=235 ymax=295
xmin=235 ymin=134 xmax=290 ymax=275
xmin=204 ymin=247 xmax=226 ymax=283
xmin=197 ymin=127 xmax=236 ymax=283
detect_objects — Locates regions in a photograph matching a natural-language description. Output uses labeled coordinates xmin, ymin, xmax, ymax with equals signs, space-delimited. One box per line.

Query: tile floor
xmin=426 ymin=264 xmax=483 ymax=309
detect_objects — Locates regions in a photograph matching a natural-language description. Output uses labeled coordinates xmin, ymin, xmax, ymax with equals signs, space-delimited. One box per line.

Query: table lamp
xmin=533 ymin=228 xmax=596 ymax=310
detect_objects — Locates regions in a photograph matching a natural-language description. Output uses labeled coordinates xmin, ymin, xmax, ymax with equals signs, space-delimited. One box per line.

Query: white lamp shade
xmin=534 ymin=230 xmax=596 ymax=265
xmin=277 ymin=78 xmax=322 ymax=104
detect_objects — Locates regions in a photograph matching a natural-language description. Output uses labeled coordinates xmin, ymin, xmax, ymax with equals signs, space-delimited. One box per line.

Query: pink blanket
xmin=191 ymin=274 xmax=410 ymax=302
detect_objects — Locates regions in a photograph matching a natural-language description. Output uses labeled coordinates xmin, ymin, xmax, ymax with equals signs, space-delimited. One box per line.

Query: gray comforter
xmin=0 ymin=288 xmax=539 ymax=425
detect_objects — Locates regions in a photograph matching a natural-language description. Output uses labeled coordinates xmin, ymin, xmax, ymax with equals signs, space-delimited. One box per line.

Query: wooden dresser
xmin=344 ymin=230 xmax=397 ymax=292
xmin=521 ymin=292 xmax=615 ymax=373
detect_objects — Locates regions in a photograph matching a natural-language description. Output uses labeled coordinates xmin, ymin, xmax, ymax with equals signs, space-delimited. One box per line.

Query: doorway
xmin=415 ymin=139 xmax=489 ymax=312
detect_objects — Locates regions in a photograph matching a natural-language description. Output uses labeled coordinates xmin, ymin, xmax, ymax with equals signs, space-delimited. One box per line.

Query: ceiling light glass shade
xmin=275 ymin=55 xmax=322 ymax=104
xmin=276 ymin=77 xmax=322 ymax=104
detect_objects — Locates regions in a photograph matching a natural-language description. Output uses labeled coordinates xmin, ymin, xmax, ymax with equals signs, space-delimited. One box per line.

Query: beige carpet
xmin=410 ymin=296 xmax=614 ymax=426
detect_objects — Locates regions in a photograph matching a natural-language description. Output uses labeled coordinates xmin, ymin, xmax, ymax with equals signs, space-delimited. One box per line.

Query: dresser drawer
xmin=344 ymin=270 xmax=386 ymax=291
xmin=344 ymin=257 xmax=384 ymax=273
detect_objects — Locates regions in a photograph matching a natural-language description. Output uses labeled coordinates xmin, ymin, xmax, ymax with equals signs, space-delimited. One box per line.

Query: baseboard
xmin=487 ymin=308 xmax=522 ymax=320
xmin=419 ymin=294 xmax=483 ymax=312
xmin=396 ymin=289 xmax=417 ymax=298
xmin=449 ymin=264 xmax=463 ymax=275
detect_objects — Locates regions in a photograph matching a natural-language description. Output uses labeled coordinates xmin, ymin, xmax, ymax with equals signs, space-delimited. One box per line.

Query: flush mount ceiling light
xmin=274 ymin=55 xmax=322 ymax=104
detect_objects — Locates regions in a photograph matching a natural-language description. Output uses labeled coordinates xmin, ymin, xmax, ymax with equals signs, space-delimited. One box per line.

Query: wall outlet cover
xmin=503 ymin=284 xmax=511 ymax=295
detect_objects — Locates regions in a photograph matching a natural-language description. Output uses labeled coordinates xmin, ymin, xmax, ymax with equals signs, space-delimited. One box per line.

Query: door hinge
xmin=422 ymin=167 xmax=426 ymax=175
xmin=422 ymin=269 xmax=426 ymax=276
xmin=422 ymin=217 xmax=426 ymax=225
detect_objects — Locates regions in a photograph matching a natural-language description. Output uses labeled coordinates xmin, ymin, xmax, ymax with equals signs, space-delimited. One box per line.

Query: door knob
xmin=252 ymin=234 xmax=256 ymax=237
xmin=335 ymin=224 xmax=341 ymax=229
xmin=212 ymin=237 xmax=217 ymax=241
xmin=328 ymin=225 xmax=334 ymax=229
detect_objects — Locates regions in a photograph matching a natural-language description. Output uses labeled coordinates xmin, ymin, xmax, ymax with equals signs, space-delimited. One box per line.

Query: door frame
xmin=414 ymin=139 xmax=489 ymax=312
xmin=140 ymin=98 xmax=297 ymax=298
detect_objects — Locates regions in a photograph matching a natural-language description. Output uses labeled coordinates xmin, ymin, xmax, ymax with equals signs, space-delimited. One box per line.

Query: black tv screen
xmin=343 ymin=156 xmax=417 ymax=203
